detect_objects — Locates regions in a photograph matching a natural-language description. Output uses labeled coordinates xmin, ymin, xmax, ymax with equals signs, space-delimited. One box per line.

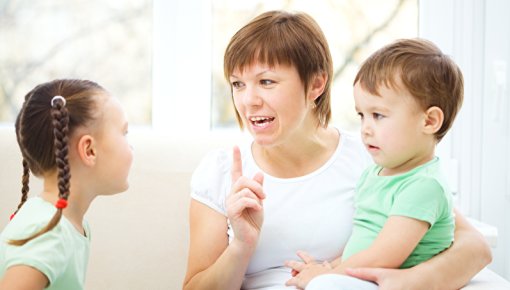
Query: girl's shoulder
xmin=2 ymin=198 xmax=55 ymax=240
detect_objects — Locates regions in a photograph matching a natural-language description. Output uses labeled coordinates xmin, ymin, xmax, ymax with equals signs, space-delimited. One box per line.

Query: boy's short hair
xmin=224 ymin=10 xmax=333 ymax=128
xmin=354 ymin=38 xmax=464 ymax=141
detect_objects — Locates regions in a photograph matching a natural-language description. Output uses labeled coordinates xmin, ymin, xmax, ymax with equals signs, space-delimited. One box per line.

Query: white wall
xmin=420 ymin=0 xmax=510 ymax=279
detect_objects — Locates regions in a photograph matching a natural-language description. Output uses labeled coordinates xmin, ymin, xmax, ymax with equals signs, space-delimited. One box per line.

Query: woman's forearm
xmin=408 ymin=211 xmax=492 ymax=290
xmin=183 ymin=240 xmax=254 ymax=290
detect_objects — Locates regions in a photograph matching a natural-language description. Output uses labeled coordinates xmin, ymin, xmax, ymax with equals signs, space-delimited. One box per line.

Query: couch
xmin=1 ymin=126 xmax=509 ymax=289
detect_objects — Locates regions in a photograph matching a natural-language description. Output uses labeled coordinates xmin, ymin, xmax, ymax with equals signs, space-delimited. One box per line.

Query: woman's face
xmin=229 ymin=63 xmax=317 ymax=146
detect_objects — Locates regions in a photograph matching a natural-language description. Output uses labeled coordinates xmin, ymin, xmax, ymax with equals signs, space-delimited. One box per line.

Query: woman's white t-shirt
xmin=191 ymin=130 xmax=370 ymax=289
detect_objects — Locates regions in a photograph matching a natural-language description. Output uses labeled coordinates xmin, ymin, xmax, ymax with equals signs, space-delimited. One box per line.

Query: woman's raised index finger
xmin=231 ymin=146 xmax=242 ymax=182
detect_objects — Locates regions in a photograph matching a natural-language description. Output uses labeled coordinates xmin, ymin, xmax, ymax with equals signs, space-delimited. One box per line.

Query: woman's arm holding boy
xmin=286 ymin=215 xmax=429 ymax=288
xmin=346 ymin=209 xmax=492 ymax=290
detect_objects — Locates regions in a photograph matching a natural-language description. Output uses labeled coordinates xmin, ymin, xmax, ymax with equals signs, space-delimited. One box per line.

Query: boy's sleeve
xmin=389 ymin=177 xmax=450 ymax=226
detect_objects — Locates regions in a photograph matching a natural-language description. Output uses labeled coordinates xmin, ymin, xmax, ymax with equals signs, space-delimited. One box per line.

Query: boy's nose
xmin=361 ymin=121 xmax=373 ymax=136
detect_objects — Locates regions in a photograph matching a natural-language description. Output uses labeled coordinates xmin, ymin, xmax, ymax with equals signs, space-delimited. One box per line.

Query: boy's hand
xmin=285 ymin=251 xmax=333 ymax=289
xmin=285 ymin=260 xmax=333 ymax=289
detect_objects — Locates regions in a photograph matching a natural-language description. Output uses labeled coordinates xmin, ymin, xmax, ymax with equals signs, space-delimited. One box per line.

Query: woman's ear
xmin=309 ymin=72 xmax=328 ymax=102
xmin=423 ymin=106 xmax=444 ymax=135
xmin=76 ymin=135 xmax=96 ymax=167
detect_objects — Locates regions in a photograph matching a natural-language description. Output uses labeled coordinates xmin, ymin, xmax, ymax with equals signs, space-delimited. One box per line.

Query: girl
xmin=0 ymin=79 xmax=133 ymax=290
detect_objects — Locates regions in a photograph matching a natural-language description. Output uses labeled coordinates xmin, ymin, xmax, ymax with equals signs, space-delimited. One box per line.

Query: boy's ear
xmin=423 ymin=106 xmax=444 ymax=135
xmin=76 ymin=135 xmax=96 ymax=166
xmin=309 ymin=72 xmax=328 ymax=102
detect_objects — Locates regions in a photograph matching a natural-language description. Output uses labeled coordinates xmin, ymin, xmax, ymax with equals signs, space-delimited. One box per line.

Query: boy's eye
xmin=373 ymin=113 xmax=384 ymax=120
xmin=357 ymin=112 xmax=364 ymax=119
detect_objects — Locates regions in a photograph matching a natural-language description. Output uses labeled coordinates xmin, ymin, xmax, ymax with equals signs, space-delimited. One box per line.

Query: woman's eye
xmin=260 ymin=79 xmax=274 ymax=86
xmin=231 ymin=81 xmax=243 ymax=89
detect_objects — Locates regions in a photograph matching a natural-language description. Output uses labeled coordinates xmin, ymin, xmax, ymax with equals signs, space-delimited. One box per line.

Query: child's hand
xmin=285 ymin=260 xmax=333 ymax=289
xmin=286 ymin=250 xmax=317 ymax=277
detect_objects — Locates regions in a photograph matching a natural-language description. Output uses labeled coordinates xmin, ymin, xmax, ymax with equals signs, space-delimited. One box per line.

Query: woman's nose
xmin=243 ymin=85 xmax=262 ymax=107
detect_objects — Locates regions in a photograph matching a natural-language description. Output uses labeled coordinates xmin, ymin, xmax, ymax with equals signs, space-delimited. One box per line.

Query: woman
xmin=183 ymin=10 xmax=491 ymax=290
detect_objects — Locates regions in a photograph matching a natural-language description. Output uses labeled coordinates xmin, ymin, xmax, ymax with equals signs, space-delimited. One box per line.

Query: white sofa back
xmin=0 ymin=126 xmax=244 ymax=289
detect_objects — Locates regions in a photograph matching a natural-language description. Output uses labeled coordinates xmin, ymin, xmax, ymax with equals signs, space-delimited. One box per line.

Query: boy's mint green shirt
xmin=0 ymin=197 xmax=90 ymax=289
xmin=342 ymin=158 xmax=454 ymax=268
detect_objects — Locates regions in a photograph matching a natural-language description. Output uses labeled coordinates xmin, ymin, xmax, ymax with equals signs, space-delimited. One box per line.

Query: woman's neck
xmin=252 ymin=126 xmax=339 ymax=178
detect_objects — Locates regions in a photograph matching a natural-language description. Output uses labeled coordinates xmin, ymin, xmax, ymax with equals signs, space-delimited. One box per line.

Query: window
xmin=0 ymin=0 xmax=152 ymax=124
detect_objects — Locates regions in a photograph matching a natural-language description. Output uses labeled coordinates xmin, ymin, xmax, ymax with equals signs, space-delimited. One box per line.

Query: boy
xmin=287 ymin=38 xmax=463 ymax=289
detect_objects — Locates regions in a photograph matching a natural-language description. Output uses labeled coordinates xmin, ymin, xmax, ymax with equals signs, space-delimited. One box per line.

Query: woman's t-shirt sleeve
xmin=190 ymin=149 xmax=231 ymax=216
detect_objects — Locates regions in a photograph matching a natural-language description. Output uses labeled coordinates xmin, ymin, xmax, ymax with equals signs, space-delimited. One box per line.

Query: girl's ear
xmin=423 ymin=106 xmax=444 ymax=135
xmin=76 ymin=135 xmax=96 ymax=166
xmin=308 ymin=72 xmax=328 ymax=103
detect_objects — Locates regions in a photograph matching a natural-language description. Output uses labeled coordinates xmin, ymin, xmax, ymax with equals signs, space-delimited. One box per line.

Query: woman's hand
xmin=226 ymin=146 xmax=265 ymax=252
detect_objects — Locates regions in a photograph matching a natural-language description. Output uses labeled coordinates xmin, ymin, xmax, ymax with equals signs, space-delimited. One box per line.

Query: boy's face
xmin=354 ymin=81 xmax=435 ymax=176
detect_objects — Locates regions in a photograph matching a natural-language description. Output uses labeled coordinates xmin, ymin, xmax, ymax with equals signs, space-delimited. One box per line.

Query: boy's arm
xmin=333 ymin=215 xmax=429 ymax=272
xmin=285 ymin=216 xmax=429 ymax=288
xmin=345 ymin=209 xmax=493 ymax=290
xmin=0 ymin=265 xmax=48 ymax=290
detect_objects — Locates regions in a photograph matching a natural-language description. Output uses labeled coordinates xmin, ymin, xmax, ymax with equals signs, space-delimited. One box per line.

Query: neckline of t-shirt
xmin=246 ymin=128 xmax=346 ymax=183
xmin=373 ymin=156 xmax=440 ymax=178
xmin=33 ymin=196 xmax=90 ymax=241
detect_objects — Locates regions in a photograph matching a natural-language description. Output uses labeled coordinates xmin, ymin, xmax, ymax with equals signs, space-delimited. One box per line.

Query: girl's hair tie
xmin=9 ymin=213 xmax=15 ymax=221
xmin=55 ymin=198 xmax=68 ymax=209
xmin=51 ymin=95 xmax=66 ymax=107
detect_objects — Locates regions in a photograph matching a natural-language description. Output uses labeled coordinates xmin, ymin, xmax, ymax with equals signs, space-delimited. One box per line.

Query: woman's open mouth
xmin=249 ymin=116 xmax=275 ymax=127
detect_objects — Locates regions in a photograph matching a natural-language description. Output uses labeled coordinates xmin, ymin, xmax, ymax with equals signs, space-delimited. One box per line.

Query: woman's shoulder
xmin=190 ymin=142 xmax=252 ymax=215
xmin=336 ymin=128 xmax=371 ymax=165
xmin=191 ymin=149 xmax=232 ymax=183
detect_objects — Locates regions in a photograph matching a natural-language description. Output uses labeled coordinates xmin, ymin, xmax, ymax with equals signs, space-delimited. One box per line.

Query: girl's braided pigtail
xmin=9 ymin=96 xmax=71 ymax=246
xmin=9 ymin=159 xmax=30 ymax=221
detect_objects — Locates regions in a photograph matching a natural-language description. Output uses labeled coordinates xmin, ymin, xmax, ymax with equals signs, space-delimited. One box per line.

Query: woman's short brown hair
xmin=224 ymin=10 xmax=333 ymax=128
xmin=354 ymin=38 xmax=464 ymax=141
